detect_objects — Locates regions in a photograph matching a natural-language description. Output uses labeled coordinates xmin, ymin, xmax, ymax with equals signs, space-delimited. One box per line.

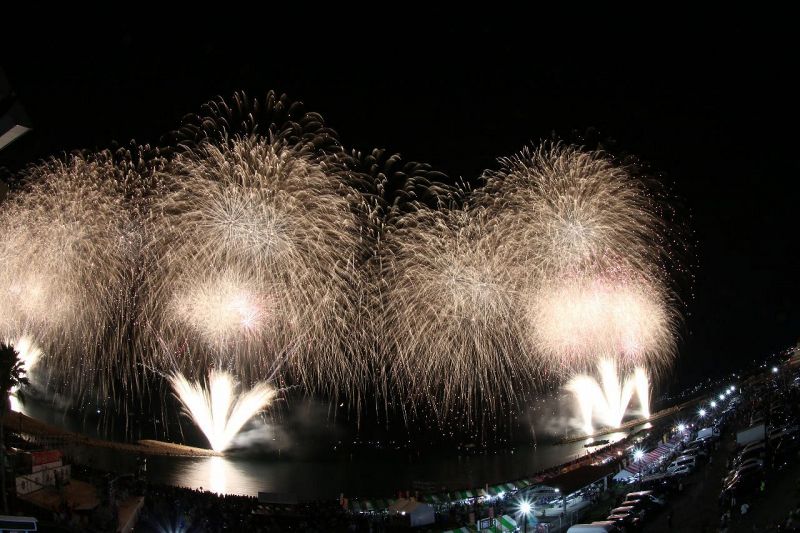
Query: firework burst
xmin=379 ymin=203 xmax=531 ymax=422
xmin=0 ymin=91 xmax=685 ymax=434
xmin=140 ymin=135 xmax=369 ymax=400
xmin=478 ymin=144 xmax=680 ymax=375
xmin=0 ymin=153 xmax=142 ymax=399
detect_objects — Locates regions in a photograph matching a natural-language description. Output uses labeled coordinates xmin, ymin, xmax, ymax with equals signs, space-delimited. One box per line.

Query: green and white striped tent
xmin=442 ymin=514 xmax=518 ymax=533
xmin=349 ymin=498 xmax=395 ymax=513
xmin=421 ymin=478 xmax=535 ymax=506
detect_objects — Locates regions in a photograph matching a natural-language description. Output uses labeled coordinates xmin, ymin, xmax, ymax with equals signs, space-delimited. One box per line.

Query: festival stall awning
xmin=442 ymin=514 xmax=517 ymax=533
xmin=497 ymin=514 xmax=518 ymax=531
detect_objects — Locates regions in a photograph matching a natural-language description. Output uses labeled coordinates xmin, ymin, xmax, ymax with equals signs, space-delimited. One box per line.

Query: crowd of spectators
xmin=136 ymin=484 xmax=360 ymax=532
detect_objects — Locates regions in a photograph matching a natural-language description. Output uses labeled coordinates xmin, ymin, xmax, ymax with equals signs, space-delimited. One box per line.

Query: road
xmin=646 ymin=429 xmax=799 ymax=531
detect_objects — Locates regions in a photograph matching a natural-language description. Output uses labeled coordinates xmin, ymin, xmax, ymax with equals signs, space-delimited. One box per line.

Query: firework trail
xmin=0 ymin=153 xmax=143 ymax=400
xmin=170 ymin=369 xmax=277 ymax=452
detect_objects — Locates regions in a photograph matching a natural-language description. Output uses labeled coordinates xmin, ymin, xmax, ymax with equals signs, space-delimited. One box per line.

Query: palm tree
xmin=0 ymin=343 xmax=29 ymax=513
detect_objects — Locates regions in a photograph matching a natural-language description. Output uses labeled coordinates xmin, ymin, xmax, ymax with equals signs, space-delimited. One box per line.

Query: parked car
xmin=723 ymin=462 xmax=763 ymax=486
xmin=668 ymin=465 xmax=692 ymax=477
xmin=683 ymin=446 xmax=709 ymax=458
xmin=567 ymin=522 xmax=621 ymax=532
xmin=606 ymin=513 xmax=642 ymax=531
xmin=622 ymin=494 xmax=666 ymax=510
xmin=736 ymin=449 xmax=766 ymax=467
xmin=625 ymin=490 xmax=667 ymax=506
xmin=735 ymin=458 xmax=764 ymax=471
xmin=667 ymin=456 xmax=696 ymax=474
xmin=768 ymin=426 xmax=799 ymax=441
xmin=724 ymin=471 xmax=762 ymax=497
xmin=739 ymin=440 xmax=766 ymax=454
xmin=724 ymin=464 xmax=763 ymax=490
xmin=610 ymin=506 xmax=646 ymax=520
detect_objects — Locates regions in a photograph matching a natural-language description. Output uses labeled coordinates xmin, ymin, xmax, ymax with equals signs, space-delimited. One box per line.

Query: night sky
xmin=2 ymin=23 xmax=797 ymax=394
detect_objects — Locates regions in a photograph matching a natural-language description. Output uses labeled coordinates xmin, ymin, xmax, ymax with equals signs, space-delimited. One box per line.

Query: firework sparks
xmin=380 ymin=205 xmax=530 ymax=421
xmin=141 ymin=136 xmax=370 ymax=398
xmin=170 ymin=369 xmax=277 ymax=452
xmin=0 ymin=154 xmax=141 ymax=399
xmin=478 ymin=144 xmax=680 ymax=376
xmin=526 ymin=269 xmax=674 ymax=372
xmin=0 ymin=92 xmax=684 ymax=432
xmin=567 ymin=359 xmax=651 ymax=434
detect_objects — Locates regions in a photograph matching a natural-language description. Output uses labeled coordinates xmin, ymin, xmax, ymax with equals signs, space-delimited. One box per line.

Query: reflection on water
xmin=182 ymin=455 xmax=281 ymax=495
xmin=18 ymin=394 xmax=657 ymax=499
xmin=208 ymin=456 xmax=227 ymax=494
xmin=141 ymin=428 xmax=649 ymax=499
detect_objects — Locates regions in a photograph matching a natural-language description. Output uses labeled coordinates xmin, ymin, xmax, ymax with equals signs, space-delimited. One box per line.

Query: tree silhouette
xmin=0 ymin=343 xmax=29 ymax=513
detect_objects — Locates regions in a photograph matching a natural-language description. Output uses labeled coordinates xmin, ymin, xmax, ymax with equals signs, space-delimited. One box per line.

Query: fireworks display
xmin=526 ymin=270 xmax=673 ymax=372
xmin=379 ymin=205 xmax=530 ymax=421
xmin=170 ymin=369 xmax=277 ymax=452
xmin=567 ymin=359 xmax=651 ymax=435
xmin=479 ymin=145 xmax=679 ymax=375
xmin=139 ymin=136 xmax=368 ymax=400
xmin=0 ymin=92 xmax=684 ymax=445
xmin=0 ymin=153 xmax=140 ymax=400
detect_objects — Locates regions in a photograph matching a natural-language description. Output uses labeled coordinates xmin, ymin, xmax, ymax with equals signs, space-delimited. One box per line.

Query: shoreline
xmin=2 ymin=410 xmax=220 ymax=457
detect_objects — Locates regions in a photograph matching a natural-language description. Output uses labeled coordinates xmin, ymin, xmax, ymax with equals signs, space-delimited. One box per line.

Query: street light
xmin=633 ymin=448 xmax=645 ymax=485
xmin=710 ymin=401 xmax=717 ymax=408
xmin=719 ymin=394 xmax=725 ymax=401
xmin=518 ymin=500 xmax=532 ymax=533
xmin=772 ymin=366 xmax=779 ymax=374
xmin=698 ymin=409 xmax=706 ymax=418
xmin=677 ymin=424 xmax=686 ymax=433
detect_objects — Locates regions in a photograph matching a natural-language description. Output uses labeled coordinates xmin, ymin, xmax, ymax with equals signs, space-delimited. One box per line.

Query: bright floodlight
xmin=633 ymin=448 xmax=645 ymax=462
xmin=698 ymin=409 xmax=706 ymax=417
xmin=519 ymin=500 xmax=532 ymax=515
xmin=730 ymin=385 xmax=735 ymax=391
xmin=772 ymin=366 xmax=779 ymax=373
xmin=719 ymin=394 xmax=725 ymax=401
xmin=677 ymin=423 xmax=686 ymax=432
xmin=498 ymin=491 xmax=505 ymax=499
xmin=710 ymin=400 xmax=717 ymax=408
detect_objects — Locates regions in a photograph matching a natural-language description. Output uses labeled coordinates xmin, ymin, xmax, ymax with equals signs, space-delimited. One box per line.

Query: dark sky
xmin=2 ymin=22 xmax=797 ymax=393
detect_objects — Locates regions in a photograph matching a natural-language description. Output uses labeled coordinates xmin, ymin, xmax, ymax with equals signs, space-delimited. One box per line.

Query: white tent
xmin=613 ymin=469 xmax=635 ymax=482
xmin=388 ymin=498 xmax=435 ymax=527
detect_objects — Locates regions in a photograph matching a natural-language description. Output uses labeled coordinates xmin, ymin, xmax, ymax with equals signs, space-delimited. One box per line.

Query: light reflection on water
xmin=141 ymin=427 xmax=651 ymax=499
xmin=19 ymin=395 xmax=656 ymax=498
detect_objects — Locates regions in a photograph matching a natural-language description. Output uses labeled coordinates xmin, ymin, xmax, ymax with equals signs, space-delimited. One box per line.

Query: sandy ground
xmin=19 ymin=478 xmax=100 ymax=511
xmin=4 ymin=410 xmax=220 ymax=457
